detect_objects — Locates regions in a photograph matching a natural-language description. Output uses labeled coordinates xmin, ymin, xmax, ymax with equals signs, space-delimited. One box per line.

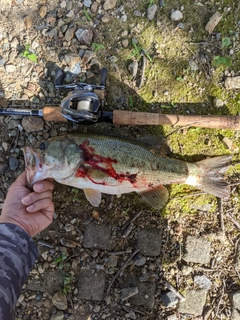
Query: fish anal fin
xmin=83 ymin=188 xmax=102 ymax=207
xmin=139 ymin=185 xmax=169 ymax=209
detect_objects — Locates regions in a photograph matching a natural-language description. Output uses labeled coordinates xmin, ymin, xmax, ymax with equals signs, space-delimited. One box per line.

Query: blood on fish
xmin=76 ymin=139 xmax=137 ymax=185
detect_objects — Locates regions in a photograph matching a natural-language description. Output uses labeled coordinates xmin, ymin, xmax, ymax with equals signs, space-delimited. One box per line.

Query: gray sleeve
xmin=0 ymin=223 xmax=39 ymax=320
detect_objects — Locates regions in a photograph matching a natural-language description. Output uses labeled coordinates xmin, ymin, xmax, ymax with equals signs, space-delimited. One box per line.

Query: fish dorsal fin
xmin=139 ymin=185 xmax=169 ymax=209
xmin=137 ymin=135 xmax=171 ymax=156
xmin=83 ymin=189 xmax=102 ymax=207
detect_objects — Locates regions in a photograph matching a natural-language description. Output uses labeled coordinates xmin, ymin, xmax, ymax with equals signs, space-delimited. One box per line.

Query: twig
xmin=122 ymin=306 xmax=146 ymax=315
xmin=215 ymin=279 xmax=225 ymax=318
xmin=163 ymin=280 xmax=185 ymax=302
xmin=226 ymin=212 xmax=240 ymax=230
xmin=108 ymin=250 xmax=132 ymax=255
xmin=183 ymin=43 xmax=210 ymax=79
xmin=137 ymin=53 xmax=147 ymax=89
xmin=121 ymin=211 xmax=143 ymax=238
xmin=219 ymin=198 xmax=225 ymax=237
xmin=121 ymin=211 xmax=143 ymax=230
xmin=106 ymin=249 xmax=139 ymax=295
xmin=122 ymin=223 xmax=135 ymax=238
xmin=197 ymin=266 xmax=215 ymax=272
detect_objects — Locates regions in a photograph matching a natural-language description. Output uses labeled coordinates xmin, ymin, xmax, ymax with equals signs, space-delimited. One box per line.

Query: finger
xmin=26 ymin=197 xmax=54 ymax=214
xmin=33 ymin=179 xmax=54 ymax=193
xmin=22 ymin=190 xmax=53 ymax=206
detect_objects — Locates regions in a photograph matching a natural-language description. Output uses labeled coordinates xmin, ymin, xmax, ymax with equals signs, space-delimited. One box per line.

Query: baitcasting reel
xmin=55 ymin=67 xmax=111 ymax=124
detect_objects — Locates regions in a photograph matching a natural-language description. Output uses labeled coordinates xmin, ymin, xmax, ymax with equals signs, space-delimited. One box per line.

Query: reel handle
xmin=100 ymin=68 xmax=108 ymax=87
xmin=55 ymin=68 xmax=66 ymax=86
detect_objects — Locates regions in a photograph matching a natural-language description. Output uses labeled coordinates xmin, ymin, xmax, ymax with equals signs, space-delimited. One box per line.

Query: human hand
xmin=0 ymin=171 xmax=54 ymax=237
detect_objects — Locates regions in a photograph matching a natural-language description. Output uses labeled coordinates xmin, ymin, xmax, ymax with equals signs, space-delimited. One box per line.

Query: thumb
xmin=13 ymin=171 xmax=28 ymax=188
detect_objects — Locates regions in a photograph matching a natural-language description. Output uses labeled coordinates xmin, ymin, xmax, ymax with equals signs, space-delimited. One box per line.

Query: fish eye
xmin=39 ymin=142 xmax=48 ymax=150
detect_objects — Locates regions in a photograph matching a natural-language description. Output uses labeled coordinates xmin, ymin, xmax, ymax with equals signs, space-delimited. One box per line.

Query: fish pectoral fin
xmin=139 ymin=186 xmax=169 ymax=209
xmin=83 ymin=189 xmax=102 ymax=207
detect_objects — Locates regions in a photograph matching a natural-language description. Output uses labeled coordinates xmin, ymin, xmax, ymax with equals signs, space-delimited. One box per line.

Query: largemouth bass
xmin=23 ymin=134 xmax=231 ymax=209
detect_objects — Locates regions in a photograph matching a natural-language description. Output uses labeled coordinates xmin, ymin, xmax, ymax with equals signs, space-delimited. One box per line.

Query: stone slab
xmin=183 ymin=235 xmax=211 ymax=264
xmin=83 ymin=221 xmax=111 ymax=250
xmin=78 ymin=269 xmax=106 ymax=301
xmin=137 ymin=227 xmax=162 ymax=257
xmin=123 ymin=277 xmax=156 ymax=309
xmin=178 ymin=289 xmax=208 ymax=316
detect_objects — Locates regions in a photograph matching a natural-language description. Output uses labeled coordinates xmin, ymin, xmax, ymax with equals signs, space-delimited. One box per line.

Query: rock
xmin=46 ymin=28 xmax=58 ymax=37
xmin=0 ymin=163 xmax=8 ymax=174
xmin=107 ymin=255 xmax=118 ymax=267
xmin=121 ymin=287 xmax=139 ymax=301
xmin=24 ymin=15 xmax=33 ymax=29
xmin=222 ymin=137 xmax=239 ymax=153
xmin=84 ymin=0 xmax=92 ymax=7
xmin=137 ymin=227 xmax=162 ymax=257
xmin=170 ymin=10 xmax=183 ymax=21
xmin=91 ymin=2 xmax=99 ymax=13
xmin=22 ymin=117 xmax=44 ymax=133
xmin=121 ymin=39 xmax=128 ymax=47
xmin=132 ymin=253 xmax=146 ymax=266
xmin=65 ymin=27 xmax=76 ymax=41
xmin=41 ymin=270 xmax=63 ymax=295
xmin=83 ymin=221 xmax=111 ymax=250
xmin=39 ymin=6 xmax=47 ymax=18
xmin=133 ymin=10 xmax=141 ymax=17
xmin=93 ymin=304 xmax=101 ymax=313
xmin=9 ymin=156 xmax=18 ymax=171
xmin=78 ymin=269 xmax=106 ymax=301
xmin=10 ymin=38 xmax=19 ymax=49
xmin=225 ymin=76 xmax=240 ymax=90
xmin=52 ymin=292 xmax=68 ymax=310
xmin=189 ymin=59 xmax=198 ymax=71
xmin=121 ymin=15 xmax=127 ymax=22
xmin=194 ymin=275 xmax=212 ymax=290
xmin=5 ymin=64 xmax=16 ymax=73
xmin=0 ymin=58 xmax=5 ymax=66
xmin=75 ymin=28 xmax=93 ymax=46
xmin=182 ymin=235 xmax=211 ymax=265
xmin=147 ymin=4 xmax=158 ymax=20
xmin=181 ymin=265 xmax=193 ymax=276
xmin=213 ymin=98 xmax=224 ymax=108
xmin=60 ymin=238 xmax=77 ymax=248
xmin=0 ymin=190 xmax=5 ymax=202
xmin=103 ymin=0 xmax=117 ymax=10
xmin=205 ymin=11 xmax=222 ymax=34
xmin=81 ymin=50 xmax=96 ymax=66
xmin=8 ymin=119 xmax=20 ymax=129
xmin=60 ymin=0 xmax=66 ymax=8
xmin=178 ymin=289 xmax=208 ymax=316
xmin=123 ymin=278 xmax=156 ymax=309
xmin=50 ymin=311 xmax=65 ymax=320
xmin=161 ymin=291 xmax=179 ymax=307
xmin=64 ymin=52 xmax=82 ymax=74
xmin=109 ymin=55 xmax=118 ymax=63
xmin=230 ymin=291 xmax=240 ymax=320
xmin=177 ymin=22 xmax=185 ymax=29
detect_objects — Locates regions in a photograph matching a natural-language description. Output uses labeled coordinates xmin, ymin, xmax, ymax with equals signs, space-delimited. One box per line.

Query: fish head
xmin=23 ymin=136 xmax=83 ymax=185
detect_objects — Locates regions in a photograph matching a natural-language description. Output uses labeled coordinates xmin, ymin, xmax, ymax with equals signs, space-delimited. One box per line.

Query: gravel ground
xmin=1 ymin=0 xmax=240 ymax=319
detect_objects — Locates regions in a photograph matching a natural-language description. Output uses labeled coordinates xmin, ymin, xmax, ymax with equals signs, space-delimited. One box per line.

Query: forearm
xmin=0 ymin=223 xmax=39 ymax=320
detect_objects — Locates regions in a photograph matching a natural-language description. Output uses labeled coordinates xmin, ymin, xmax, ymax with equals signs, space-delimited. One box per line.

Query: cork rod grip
xmin=113 ymin=110 xmax=240 ymax=130
xmin=43 ymin=106 xmax=68 ymax=122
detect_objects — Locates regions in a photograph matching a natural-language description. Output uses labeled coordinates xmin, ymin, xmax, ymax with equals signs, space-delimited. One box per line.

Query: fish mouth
xmin=23 ymin=146 xmax=43 ymax=186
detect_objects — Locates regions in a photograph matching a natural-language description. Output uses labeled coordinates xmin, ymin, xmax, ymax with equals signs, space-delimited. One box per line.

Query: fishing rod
xmin=1 ymin=67 xmax=240 ymax=130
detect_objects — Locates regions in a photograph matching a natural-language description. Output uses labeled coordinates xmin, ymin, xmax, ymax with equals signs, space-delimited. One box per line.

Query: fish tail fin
xmin=188 ymin=155 xmax=232 ymax=198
